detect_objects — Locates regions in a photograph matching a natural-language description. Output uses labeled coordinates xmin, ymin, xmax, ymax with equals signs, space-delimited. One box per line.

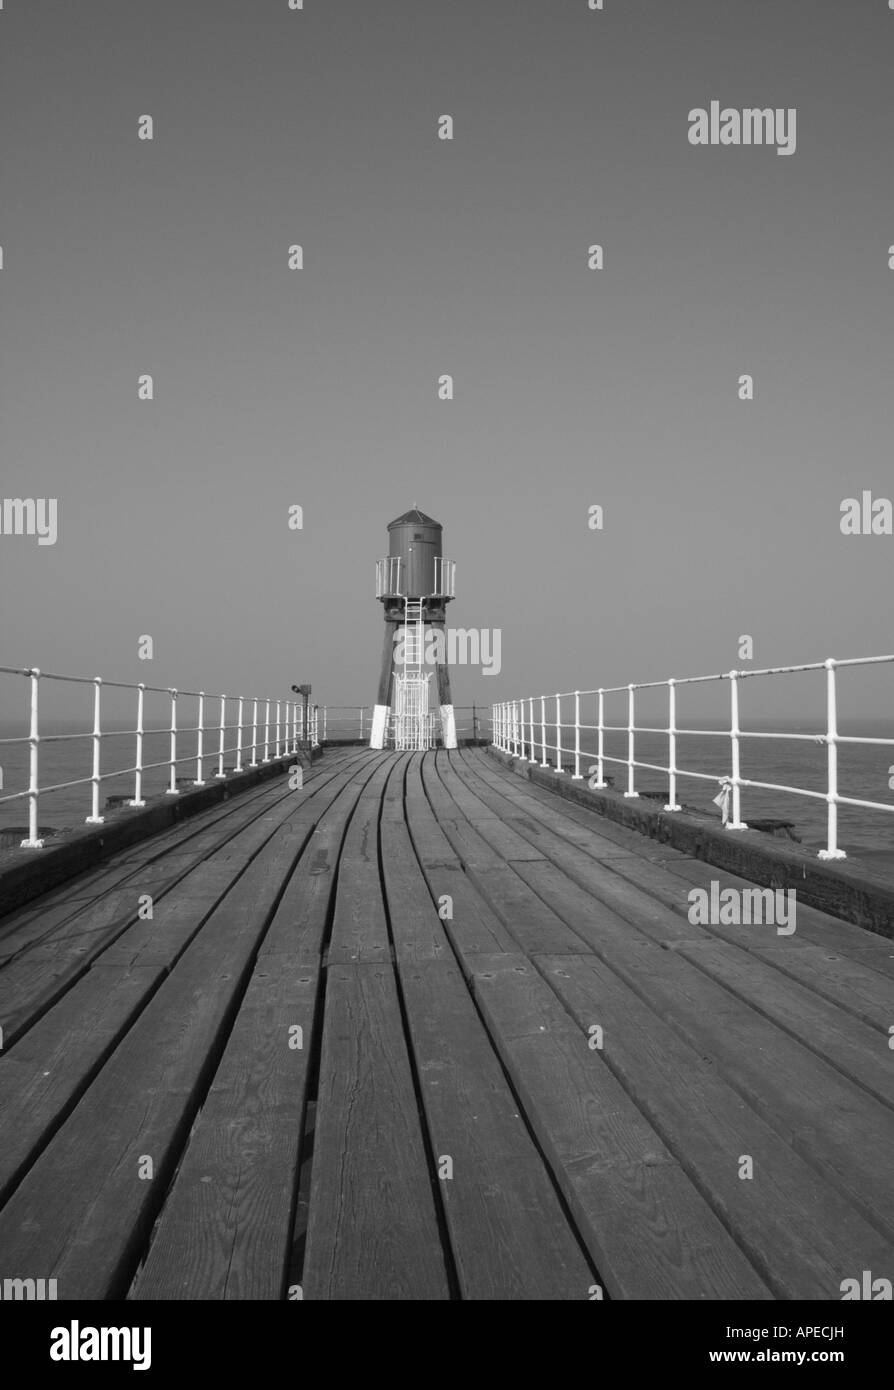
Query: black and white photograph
xmin=0 ymin=0 xmax=892 ymax=1352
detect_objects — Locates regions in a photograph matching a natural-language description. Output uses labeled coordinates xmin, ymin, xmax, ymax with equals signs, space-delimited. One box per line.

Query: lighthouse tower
xmin=370 ymin=507 xmax=457 ymax=750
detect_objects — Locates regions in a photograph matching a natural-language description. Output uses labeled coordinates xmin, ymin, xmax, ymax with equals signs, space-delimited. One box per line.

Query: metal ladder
xmin=394 ymin=598 xmax=433 ymax=749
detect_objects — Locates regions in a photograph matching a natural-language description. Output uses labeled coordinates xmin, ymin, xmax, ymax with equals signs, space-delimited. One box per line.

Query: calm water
xmin=2 ymin=718 xmax=894 ymax=870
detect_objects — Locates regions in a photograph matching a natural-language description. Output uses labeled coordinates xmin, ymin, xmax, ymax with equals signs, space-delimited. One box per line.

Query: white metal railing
xmin=433 ymin=557 xmax=456 ymax=599
xmin=493 ymin=654 xmax=894 ymax=860
xmin=375 ymin=556 xmax=456 ymax=599
xmin=376 ymin=556 xmax=403 ymax=598
xmin=0 ymin=666 xmax=321 ymax=850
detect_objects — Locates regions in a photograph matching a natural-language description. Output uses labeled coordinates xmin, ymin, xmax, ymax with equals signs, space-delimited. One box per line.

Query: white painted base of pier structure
xmin=440 ymin=703 xmax=457 ymax=750
xmin=369 ymin=704 xmax=390 ymax=750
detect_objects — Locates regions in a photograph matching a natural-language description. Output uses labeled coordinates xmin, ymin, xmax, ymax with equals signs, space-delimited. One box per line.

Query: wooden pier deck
xmin=0 ymin=746 xmax=892 ymax=1300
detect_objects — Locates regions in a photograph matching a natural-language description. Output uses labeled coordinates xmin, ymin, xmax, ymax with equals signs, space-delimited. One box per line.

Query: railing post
xmin=819 ymin=658 xmax=847 ymax=859
xmin=85 ymin=676 xmax=105 ymax=823
xmin=130 ymin=682 xmax=147 ymax=806
xmin=726 ymin=671 xmax=748 ymax=829
xmin=594 ymin=689 xmax=606 ymax=788
xmin=360 ymin=706 xmax=365 ymax=740
xmin=194 ymin=691 xmax=206 ymax=785
xmin=20 ymin=668 xmax=43 ymax=848
xmin=323 ymin=705 xmax=328 ymax=743
xmin=540 ymin=696 xmax=548 ymax=767
xmin=215 ymin=694 xmax=227 ymax=777
xmin=664 ymin=679 xmax=681 ymax=811
xmin=555 ymin=694 xmax=564 ymax=773
xmin=624 ymin=684 xmax=639 ymax=797
xmin=512 ymin=700 xmax=521 ymax=758
xmin=572 ymin=690 xmax=582 ymax=780
xmin=249 ymin=698 xmax=259 ymax=767
xmin=235 ymin=696 xmax=244 ymax=772
xmin=263 ymin=699 xmax=271 ymax=763
xmin=165 ymin=689 xmax=180 ymax=794
xmin=275 ymin=700 xmax=282 ymax=759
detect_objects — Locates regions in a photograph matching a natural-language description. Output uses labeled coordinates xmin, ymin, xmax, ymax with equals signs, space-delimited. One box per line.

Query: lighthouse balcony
xmin=375 ymin=556 xmax=456 ymax=599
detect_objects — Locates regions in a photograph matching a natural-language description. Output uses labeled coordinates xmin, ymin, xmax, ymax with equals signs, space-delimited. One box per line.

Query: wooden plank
xmin=461 ymin=750 xmax=684 ymax=862
xmin=260 ymin=754 xmax=387 ymax=962
xmin=432 ymin=754 xmax=546 ymax=863
xmin=472 ymin=749 xmax=894 ymax=969
xmin=0 ymin=763 xmax=325 ymax=959
xmin=467 ymin=953 xmax=771 ymax=1300
xmin=302 ymin=961 xmax=450 ymax=1300
xmin=0 ymin=962 xmax=165 ymax=1206
xmin=381 ymin=821 xmax=451 ymax=963
xmin=458 ymin=859 xmax=596 ymax=957
xmin=326 ymin=756 xmax=395 ymax=965
xmin=403 ymin=755 xmax=458 ymax=867
xmin=0 ymin=756 xmax=360 ymax=1045
xmin=670 ymin=939 xmax=894 ymax=1111
xmin=396 ymin=959 xmax=596 ymax=1299
xmin=0 ymin=809 xmax=321 ymax=1298
xmin=536 ymin=952 xmax=894 ymax=1299
xmin=130 ymin=957 xmax=319 ymax=1300
xmin=503 ymin=857 xmax=894 ymax=1240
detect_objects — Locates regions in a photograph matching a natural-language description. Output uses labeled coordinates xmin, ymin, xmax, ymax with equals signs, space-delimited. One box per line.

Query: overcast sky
xmin=2 ymin=0 xmax=893 ymax=727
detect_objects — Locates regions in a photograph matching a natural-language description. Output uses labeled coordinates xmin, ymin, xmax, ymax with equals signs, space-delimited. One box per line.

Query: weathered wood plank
xmin=467 ymin=954 xmax=771 ymax=1300
xmin=670 ymin=939 xmax=894 ymax=1110
xmin=396 ymin=959 xmax=596 ymax=1299
xmin=130 ymin=957 xmax=319 ymax=1301
xmin=0 ymin=810 xmax=321 ymax=1298
xmin=302 ymin=961 xmax=450 ymax=1300
xmin=536 ymin=952 xmax=894 ymax=1299
xmin=326 ymin=756 xmax=395 ymax=965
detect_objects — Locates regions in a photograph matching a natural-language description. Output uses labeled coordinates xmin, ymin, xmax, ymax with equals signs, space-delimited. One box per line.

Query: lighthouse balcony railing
xmin=376 ymin=557 xmax=403 ymax=598
xmin=491 ymin=653 xmax=894 ymax=860
xmin=433 ymin=557 xmax=456 ymax=599
xmin=0 ymin=665 xmax=310 ymax=850
xmin=375 ymin=557 xmax=456 ymax=599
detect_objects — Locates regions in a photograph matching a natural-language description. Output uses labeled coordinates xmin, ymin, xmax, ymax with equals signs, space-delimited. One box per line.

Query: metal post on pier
xmin=194 ymin=692 xmax=206 ymax=785
xmin=726 ymin=671 xmax=748 ymax=829
xmin=130 ymin=682 xmax=147 ymax=807
xmin=594 ymin=689 xmax=606 ymax=788
xmin=572 ymin=690 xmax=582 ymax=780
xmin=249 ymin=698 xmax=259 ymax=768
xmin=86 ymin=677 xmax=104 ymax=823
xmin=540 ymin=695 xmax=547 ymax=767
xmin=235 ymin=696 xmax=244 ymax=772
xmin=819 ymin=658 xmax=847 ymax=859
xmin=215 ymin=695 xmax=227 ymax=777
xmin=664 ymin=679 xmax=681 ymax=811
xmin=555 ymin=694 xmax=563 ymax=773
xmin=624 ymin=685 xmax=638 ymax=797
xmin=21 ymin=668 xmax=43 ymax=848
xmin=166 ymin=689 xmax=180 ymax=795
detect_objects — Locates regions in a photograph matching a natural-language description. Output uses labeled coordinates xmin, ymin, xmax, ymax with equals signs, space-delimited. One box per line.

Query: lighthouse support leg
xmin=370 ymin=621 xmax=397 ymax=749
xmin=432 ymin=624 xmax=457 ymax=749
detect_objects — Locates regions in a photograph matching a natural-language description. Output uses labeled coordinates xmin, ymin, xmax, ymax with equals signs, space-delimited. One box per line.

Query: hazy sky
xmin=2 ymin=0 xmax=893 ymax=728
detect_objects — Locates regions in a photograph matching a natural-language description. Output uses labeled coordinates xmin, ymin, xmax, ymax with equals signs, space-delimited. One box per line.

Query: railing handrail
xmin=0 ymin=665 xmax=322 ymax=849
xmin=492 ymin=653 xmax=894 ymax=861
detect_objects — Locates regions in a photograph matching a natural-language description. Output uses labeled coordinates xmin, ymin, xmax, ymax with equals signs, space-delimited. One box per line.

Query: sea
xmin=1 ymin=718 xmax=894 ymax=876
